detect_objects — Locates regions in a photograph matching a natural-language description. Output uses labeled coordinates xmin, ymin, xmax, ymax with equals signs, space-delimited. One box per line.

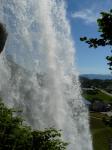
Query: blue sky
xmin=66 ymin=0 xmax=112 ymax=74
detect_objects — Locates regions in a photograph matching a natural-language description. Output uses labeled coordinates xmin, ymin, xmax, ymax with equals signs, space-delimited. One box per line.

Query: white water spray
xmin=0 ymin=0 xmax=92 ymax=149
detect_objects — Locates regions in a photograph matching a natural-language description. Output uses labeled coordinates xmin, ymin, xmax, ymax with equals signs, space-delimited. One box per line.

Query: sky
xmin=66 ymin=0 xmax=112 ymax=74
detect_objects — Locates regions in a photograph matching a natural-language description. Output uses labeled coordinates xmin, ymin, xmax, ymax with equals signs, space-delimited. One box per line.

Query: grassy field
xmin=90 ymin=112 xmax=112 ymax=150
xmin=83 ymin=89 xmax=112 ymax=103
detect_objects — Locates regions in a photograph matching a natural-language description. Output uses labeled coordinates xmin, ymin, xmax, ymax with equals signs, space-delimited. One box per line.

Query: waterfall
xmin=0 ymin=0 xmax=92 ymax=149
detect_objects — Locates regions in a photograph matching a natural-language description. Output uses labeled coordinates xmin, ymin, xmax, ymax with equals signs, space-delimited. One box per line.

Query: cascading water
xmin=0 ymin=0 xmax=92 ymax=149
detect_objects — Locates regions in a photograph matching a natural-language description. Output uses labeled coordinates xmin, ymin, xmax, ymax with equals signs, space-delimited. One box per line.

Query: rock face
xmin=0 ymin=23 xmax=7 ymax=53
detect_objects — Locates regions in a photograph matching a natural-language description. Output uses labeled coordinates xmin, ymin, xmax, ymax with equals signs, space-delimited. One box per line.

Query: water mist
xmin=0 ymin=0 xmax=92 ymax=149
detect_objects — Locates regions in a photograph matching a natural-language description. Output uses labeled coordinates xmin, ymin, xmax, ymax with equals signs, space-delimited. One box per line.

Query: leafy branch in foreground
xmin=0 ymin=99 xmax=68 ymax=150
xmin=80 ymin=9 xmax=112 ymax=70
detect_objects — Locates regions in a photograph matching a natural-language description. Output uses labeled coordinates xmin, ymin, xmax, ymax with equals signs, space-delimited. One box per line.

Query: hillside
xmin=80 ymin=76 xmax=112 ymax=94
xmin=80 ymin=74 xmax=112 ymax=80
xmin=82 ymin=89 xmax=112 ymax=104
xmin=90 ymin=112 xmax=112 ymax=150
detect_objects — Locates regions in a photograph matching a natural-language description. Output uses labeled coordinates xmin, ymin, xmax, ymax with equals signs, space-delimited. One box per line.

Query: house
xmin=91 ymin=101 xmax=111 ymax=112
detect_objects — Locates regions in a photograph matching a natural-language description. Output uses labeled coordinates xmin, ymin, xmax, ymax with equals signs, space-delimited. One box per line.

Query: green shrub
xmin=0 ymin=100 xmax=68 ymax=150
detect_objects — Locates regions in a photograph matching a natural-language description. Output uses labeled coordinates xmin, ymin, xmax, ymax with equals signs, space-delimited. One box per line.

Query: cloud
xmin=71 ymin=8 xmax=99 ymax=24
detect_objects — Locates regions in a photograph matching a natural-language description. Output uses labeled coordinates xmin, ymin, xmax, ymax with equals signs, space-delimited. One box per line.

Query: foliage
xmin=80 ymin=76 xmax=112 ymax=93
xmin=82 ymin=89 xmax=112 ymax=104
xmin=32 ymin=128 xmax=68 ymax=150
xmin=0 ymin=99 xmax=68 ymax=150
xmin=102 ymin=116 xmax=112 ymax=127
xmin=80 ymin=9 xmax=112 ymax=70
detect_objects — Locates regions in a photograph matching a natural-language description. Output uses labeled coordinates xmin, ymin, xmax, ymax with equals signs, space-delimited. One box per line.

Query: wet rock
xmin=0 ymin=23 xmax=7 ymax=53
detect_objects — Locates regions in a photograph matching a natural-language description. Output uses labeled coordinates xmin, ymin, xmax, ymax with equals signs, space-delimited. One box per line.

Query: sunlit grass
xmin=90 ymin=112 xmax=112 ymax=150
xmin=83 ymin=89 xmax=112 ymax=103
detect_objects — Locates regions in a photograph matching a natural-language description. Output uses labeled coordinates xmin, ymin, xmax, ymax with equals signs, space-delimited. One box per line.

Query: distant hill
xmin=79 ymin=74 xmax=112 ymax=94
xmin=80 ymin=74 xmax=112 ymax=80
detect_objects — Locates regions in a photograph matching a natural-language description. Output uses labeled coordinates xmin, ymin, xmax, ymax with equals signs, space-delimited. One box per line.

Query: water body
xmin=0 ymin=0 xmax=92 ymax=149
